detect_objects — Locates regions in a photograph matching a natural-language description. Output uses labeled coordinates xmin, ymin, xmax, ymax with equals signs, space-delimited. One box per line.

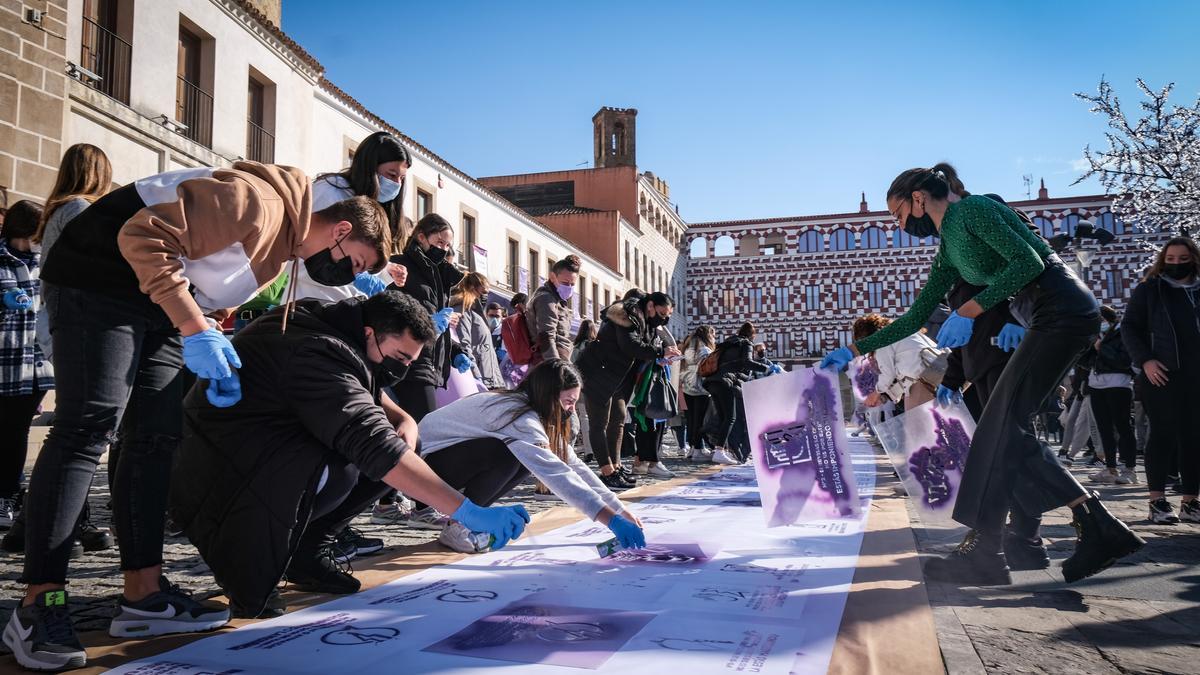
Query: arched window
xmin=796 ymin=230 xmax=823 ymax=253
xmin=1095 ymin=212 xmax=1114 ymax=233
xmin=893 ymin=229 xmax=934 ymax=248
xmin=1062 ymin=214 xmax=1080 ymax=236
xmin=714 ymin=235 xmax=735 ymax=257
xmin=829 ymin=228 xmax=856 ymax=251
xmin=1032 ymin=216 xmax=1055 ymax=239
xmin=860 ymin=227 xmax=885 ymax=249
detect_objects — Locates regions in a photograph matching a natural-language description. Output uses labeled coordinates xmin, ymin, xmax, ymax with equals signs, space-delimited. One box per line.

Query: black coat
xmin=389 ymin=243 xmax=465 ymax=388
xmin=1122 ymin=276 xmax=1200 ymax=372
xmin=577 ymin=299 xmax=663 ymax=400
xmin=941 ymin=281 xmax=1016 ymax=391
xmin=1094 ymin=326 xmax=1132 ymax=375
xmin=703 ymin=336 xmax=769 ymax=389
xmin=169 ymin=299 xmax=411 ymax=616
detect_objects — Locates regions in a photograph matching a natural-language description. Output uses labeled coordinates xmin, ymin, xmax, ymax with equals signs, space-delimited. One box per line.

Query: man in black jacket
xmin=577 ymin=292 xmax=680 ymax=488
xmin=169 ymin=292 xmax=530 ymax=619
xmin=1087 ymin=306 xmax=1137 ymax=485
xmin=702 ymin=323 xmax=770 ymax=465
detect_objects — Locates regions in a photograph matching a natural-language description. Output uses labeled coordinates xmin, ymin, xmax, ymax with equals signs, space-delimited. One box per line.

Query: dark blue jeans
xmin=23 ymin=286 xmax=183 ymax=584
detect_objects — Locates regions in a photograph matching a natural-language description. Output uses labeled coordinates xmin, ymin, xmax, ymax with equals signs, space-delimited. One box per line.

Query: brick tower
xmin=592 ymin=107 xmax=637 ymax=168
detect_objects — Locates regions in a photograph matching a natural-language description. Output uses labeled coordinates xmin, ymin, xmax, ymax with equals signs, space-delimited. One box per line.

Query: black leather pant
xmin=954 ymin=258 xmax=1100 ymax=533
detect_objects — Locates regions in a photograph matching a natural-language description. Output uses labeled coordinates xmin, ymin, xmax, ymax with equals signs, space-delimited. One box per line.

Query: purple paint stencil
xmin=599 ymin=541 xmax=723 ymax=566
xmin=908 ymin=410 xmax=971 ymax=507
xmin=423 ymin=601 xmax=655 ymax=669
xmin=873 ymin=399 xmax=976 ymax=525
xmin=850 ymin=357 xmax=879 ymax=400
xmin=742 ymin=368 xmax=860 ymax=526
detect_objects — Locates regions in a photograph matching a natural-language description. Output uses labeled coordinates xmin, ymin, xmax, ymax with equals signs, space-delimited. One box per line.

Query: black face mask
xmin=904 ymin=212 xmax=938 ymax=240
xmin=305 ymin=236 xmax=355 ymax=286
xmin=1163 ymin=262 xmax=1194 ymax=280
xmin=423 ymin=245 xmax=448 ymax=265
xmin=646 ymin=311 xmax=668 ymax=328
xmin=372 ymin=331 xmax=410 ymax=387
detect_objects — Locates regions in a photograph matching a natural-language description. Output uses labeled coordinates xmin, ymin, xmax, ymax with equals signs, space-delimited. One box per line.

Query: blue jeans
xmin=22 ymin=286 xmax=183 ymax=584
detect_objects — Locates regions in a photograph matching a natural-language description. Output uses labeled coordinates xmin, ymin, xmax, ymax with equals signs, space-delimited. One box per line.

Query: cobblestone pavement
xmin=0 ymin=436 xmax=711 ymax=643
xmin=901 ymin=437 xmax=1200 ymax=675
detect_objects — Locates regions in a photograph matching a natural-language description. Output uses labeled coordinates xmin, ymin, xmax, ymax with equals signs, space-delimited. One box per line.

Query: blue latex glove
xmin=353 ymin=271 xmax=386 ymax=297
xmin=452 ymin=498 xmax=530 ymax=550
xmin=820 ymin=347 xmax=853 ymax=372
xmin=936 ymin=311 xmax=975 ymax=349
xmin=995 ymin=323 xmax=1026 ymax=353
xmin=453 ymin=353 xmax=473 ymax=374
xmin=181 ymin=328 xmax=242 ymax=380
xmin=607 ymin=515 xmax=646 ymax=550
xmin=768 ymin=363 xmax=784 ymax=375
xmin=206 ymin=374 xmax=242 ymax=408
xmin=3 ymin=288 xmax=32 ymax=310
xmin=496 ymin=346 xmax=508 ymax=362
xmin=935 ymin=384 xmax=962 ymax=408
xmin=432 ymin=308 xmax=454 ymax=336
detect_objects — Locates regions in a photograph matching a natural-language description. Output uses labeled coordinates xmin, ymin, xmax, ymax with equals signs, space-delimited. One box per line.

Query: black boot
xmin=230 ymin=587 xmax=287 ymax=619
xmin=1062 ymin=491 xmax=1145 ymax=583
xmin=284 ymin=535 xmax=360 ymax=593
xmin=1004 ymin=508 xmax=1050 ymax=571
xmin=77 ymin=500 xmax=114 ymax=552
xmin=923 ymin=529 xmax=1012 ymax=586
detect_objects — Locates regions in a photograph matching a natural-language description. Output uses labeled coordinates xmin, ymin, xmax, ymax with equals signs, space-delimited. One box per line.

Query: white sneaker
xmin=438 ymin=521 xmax=491 ymax=553
xmin=631 ymin=462 xmax=649 ymax=475
xmin=370 ymin=500 xmax=414 ymax=525
xmin=404 ymin=506 xmax=450 ymax=530
xmin=647 ymin=463 xmax=675 ymax=478
xmin=531 ymin=488 xmax=559 ymax=501
xmin=1179 ymin=500 xmax=1200 ymax=523
xmin=689 ymin=448 xmax=713 ymax=463
xmin=1118 ymin=468 xmax=1138 ymax=485
xmin=1089 ymin=468 xmax=1119 ymax=484
xmin=712 ymin=449 xmax=740 ymax=466
xmin=0 ymin=496 xmax=15 ymax=528
xmin=1150 ymin=498 xmax=1181 ymax=524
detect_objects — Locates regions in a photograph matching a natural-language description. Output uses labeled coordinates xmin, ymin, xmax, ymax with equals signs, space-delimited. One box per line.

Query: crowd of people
xmin=0 ymin=139 xmax=1194 ymax=672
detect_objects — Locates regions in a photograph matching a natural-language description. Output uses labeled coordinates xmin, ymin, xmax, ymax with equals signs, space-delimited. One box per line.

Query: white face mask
xmin=488 ymin=317 xmax=501 ymax=331
xmin=377 ymin=174 xmax=402 ymax=203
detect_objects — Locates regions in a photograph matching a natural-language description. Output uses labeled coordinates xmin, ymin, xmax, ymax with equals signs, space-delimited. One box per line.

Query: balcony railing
xmin=80 ymin=17 xmax=131 ymax=104
xmin=176 ymin=76 xmax=213 ymax=148
xmin=246 ymin=119 xmax=275 ymax=163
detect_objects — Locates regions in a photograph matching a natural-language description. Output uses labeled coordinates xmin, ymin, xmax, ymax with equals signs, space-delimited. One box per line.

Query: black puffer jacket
xmin=1123 ymin=276 xmax=1200 ymax=372
xmin=703 ymin=336 xmax=769 ymax=389
xmin=169 ymin=298 xmax=411 ymax=616
xmin=389 ymin=243 xmax=465 ymax=387
xmin=577 ymin=299 xmax=664 ymax=400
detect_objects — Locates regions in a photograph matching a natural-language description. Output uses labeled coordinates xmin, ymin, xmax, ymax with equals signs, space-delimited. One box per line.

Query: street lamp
xmin=1047 ymin=220 xmax=1114 ymax=277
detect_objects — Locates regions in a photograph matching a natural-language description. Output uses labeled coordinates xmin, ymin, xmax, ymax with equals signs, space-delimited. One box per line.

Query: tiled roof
xmin=524 ymin=206 xmax=602 ymax=217
xmin=230 ymin=0 xmax=322 ymax=72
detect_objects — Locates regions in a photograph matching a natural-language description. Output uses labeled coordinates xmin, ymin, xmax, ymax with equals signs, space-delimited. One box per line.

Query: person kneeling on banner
xmin=419 ymin=359 xmax=646 ymax=554
xmin=169 ymin=291 xmax=530 ymax=620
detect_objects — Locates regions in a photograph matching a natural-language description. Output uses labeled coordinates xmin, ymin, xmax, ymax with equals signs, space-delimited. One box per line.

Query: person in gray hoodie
xmin=450 ymin=272 xmax=503 ymax=388
xmin=419 ymin=359 xmax=645 ymax=554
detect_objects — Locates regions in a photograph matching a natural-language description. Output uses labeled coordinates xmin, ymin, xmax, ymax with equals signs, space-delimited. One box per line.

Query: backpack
xmin=500 ymin=311 xmax=536 ymax=366
xmin=697 ymin=343 xmax=725 ymax=378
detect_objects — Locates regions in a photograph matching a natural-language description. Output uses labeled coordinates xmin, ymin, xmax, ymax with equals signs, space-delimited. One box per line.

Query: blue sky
xmin=283 ymin=1 xmax=1200 ymax=224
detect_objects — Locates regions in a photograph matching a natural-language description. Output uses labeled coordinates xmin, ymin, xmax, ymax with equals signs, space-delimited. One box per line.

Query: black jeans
xmin=683 ymin=394 xmax=710 ymax=450
xmin=1090 ymin=387 xmax=1137 ymax=470
xmin=955 ymin=259 xmax=1099 ymax=533
xmin=704 ymin=381 xmax=737 ymax=449
xmin=24 ymin=286 xmax=183 ymax=584
xmin=584 ymin=392 xmax=627 ymax=470
xmin=383 ymin=383 xmax=436 ymax=506
xmin=423 ymin=438 xmax=530 ymax=507
xmin=634 ymin=423 xmax=665 ymax=463
xmin=295 ymin=457 xmax=392 ymax=555
xmin=0 ymin=389 xmax=46 ymax=497
xmin=1141 ymin=373 xmax=1200 ymax=495
xmin=728 ymin=393 xmax=750 ymax=462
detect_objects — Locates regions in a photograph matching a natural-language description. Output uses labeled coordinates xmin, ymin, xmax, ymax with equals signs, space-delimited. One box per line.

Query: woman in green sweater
xmin=822 ymin=164 xmax=1143 ymax=586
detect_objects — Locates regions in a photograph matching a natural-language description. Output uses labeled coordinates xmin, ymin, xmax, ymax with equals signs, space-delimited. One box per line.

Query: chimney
xmin=859 ymin=191 xmax=869 ymax=213
xmin=1037 ymin=178 xmax=1048 ymax=200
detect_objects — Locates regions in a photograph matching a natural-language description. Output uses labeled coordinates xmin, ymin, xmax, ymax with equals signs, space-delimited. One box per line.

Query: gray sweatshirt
xmin=419 ymin=392 xmax=624 ymax=519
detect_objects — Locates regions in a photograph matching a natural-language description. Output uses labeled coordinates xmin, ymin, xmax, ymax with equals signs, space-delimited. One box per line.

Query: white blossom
xmin=1074 ymin=78 xmax=1200 ymax=239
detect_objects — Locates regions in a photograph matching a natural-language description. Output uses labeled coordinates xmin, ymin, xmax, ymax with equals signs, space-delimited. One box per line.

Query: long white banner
xmin=109 ymin=441 xmax=877 ymax=674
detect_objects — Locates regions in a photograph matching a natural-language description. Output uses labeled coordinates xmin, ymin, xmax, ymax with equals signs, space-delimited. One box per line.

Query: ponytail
xmin=887 ymin=162 xmax=967 ymax=202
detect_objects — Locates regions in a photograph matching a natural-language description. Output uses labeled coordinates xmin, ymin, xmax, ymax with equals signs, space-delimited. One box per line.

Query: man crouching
xmin=169 ymin=291 xmax=529 ymax=619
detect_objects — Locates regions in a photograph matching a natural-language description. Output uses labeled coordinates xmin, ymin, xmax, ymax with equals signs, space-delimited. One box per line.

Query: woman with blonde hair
xmin=450 ymin=271 xmax=502 ymax=388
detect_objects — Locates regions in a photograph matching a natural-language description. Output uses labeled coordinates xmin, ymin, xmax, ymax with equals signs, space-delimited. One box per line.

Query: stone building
xmin=478 ymin=107 xmax=689 ymax=334
xmin=685 ymin=183 xmax=1158 ymax=368
xmin=0 ymin=0 xmax=629 ymax=306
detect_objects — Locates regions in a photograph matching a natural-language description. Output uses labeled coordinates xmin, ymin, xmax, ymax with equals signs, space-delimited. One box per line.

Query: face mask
xmin=646 ymin=309 xmax=668 ymax=328
xmin=377 ymin=174 xmax=402 ymax=203
xmin=424 ymin=244 xmax=448 ymax=265
xmin=372 ymin=331 xmax=410 ymax=387
xmin=1163 ymin=262 xmax=1194 ymax=280
xmin=304 ymin=236 xmax=356 ymax=286
xmin=556 ymin=283 xmax=574 ymax=301
xmin=904 ymin=212 xmax=938 ymax=239
xmin=488 ymin=317 xmax=501 ymax=331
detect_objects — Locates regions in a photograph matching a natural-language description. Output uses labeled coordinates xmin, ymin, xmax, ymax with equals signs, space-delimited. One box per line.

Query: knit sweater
xmin=856 ymin=195 xmax=1052 ymax=355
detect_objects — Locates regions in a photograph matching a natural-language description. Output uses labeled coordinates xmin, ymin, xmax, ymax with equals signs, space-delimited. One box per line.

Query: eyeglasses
xmin=888 ymin=200 xmax=909 ymax=225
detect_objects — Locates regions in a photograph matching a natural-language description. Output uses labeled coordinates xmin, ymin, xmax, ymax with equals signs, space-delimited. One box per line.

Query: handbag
xmin=643 ymin=365 xmax=679 ymax=421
